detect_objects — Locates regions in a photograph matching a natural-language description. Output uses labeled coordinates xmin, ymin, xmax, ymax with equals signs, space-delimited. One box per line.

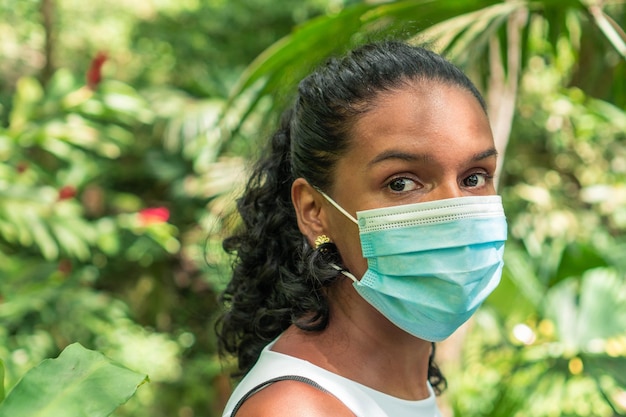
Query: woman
xmin=218 ymin=40 xmax=507 ymax=417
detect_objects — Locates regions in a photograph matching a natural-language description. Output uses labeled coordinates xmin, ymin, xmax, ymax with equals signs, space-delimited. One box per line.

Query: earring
xmin=314 ymin=235 xmax=331 ymax=249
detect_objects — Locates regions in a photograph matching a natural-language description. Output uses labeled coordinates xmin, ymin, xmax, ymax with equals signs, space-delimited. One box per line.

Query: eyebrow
xmin=472 ymin=148 xmax=498 ymax=161
xmin=367 ymin=150 xmax=431 ymax=167
xmin=367 ymin=147 xmax=498 ymax=167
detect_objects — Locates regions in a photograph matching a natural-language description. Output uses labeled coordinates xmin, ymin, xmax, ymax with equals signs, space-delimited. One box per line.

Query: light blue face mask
xmin=319 ymin=193 xmax=507 ymax=342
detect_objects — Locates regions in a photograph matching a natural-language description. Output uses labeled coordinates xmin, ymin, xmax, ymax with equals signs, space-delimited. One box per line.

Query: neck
xmin=274 ymin=279 xmax=434 ymax=400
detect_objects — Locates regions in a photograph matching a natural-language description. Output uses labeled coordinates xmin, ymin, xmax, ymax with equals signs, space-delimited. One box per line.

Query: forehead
xmin=343 ymin=80 xmax=492 ymax=162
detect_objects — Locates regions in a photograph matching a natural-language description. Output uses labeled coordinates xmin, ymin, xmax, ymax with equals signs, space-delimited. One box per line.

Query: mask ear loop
xmin=314 ymin=188 xmax=359 ymax=225
xmin=312 ymin=187 xmax=360 ymax=283
xmin=330 ymin=263 xmax=358 ymax=283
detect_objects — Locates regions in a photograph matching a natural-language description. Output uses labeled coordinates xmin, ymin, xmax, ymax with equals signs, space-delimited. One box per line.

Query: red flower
xmin=16 ymin=161 xmax=28 ymax=174
xmin=86 ymin=51 xmax=108 ymax=90
xmin=138 ymin=207 xmax=170 ymax=226
xmin=58 ymin=259 xmax=72 ymax=276
xmin=58 ymin=185 xmax=77 ymax=200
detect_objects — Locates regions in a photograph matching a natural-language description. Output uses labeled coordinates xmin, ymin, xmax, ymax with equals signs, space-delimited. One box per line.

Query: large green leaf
xmin=498 ymin=244 xmax=546 ymax=310
xmin=552 ymin=242 xmax=609 ymax=286
xmin=585 ymin=354 xmax=626 ymax=388
xmin=0 ymin=343 xmax=148 ymax=417
xmin=545 ymin=268 xmax=626 ymax=351
xmin=583 ymin=354 xmax=626 ymax=415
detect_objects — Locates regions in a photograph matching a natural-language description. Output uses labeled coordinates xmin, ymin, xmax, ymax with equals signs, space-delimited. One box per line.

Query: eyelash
xmin=461 ymin=172 xmax=493 ymax=188
xmin=462 ymin=172 xmax=493 ymax=187
xmin=385 ymin=171 xmax=493 ymax=192
xmin=385 ymin=176 xmax=420 ymax=193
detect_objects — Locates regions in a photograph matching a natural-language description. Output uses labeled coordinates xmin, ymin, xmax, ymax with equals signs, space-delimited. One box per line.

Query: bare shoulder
xmin=234 ymin=379 xmax=356 ymax=417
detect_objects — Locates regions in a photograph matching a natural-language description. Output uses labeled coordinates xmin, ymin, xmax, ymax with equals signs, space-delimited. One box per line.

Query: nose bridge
xmin=427 ymin=176 xmax=462 ymax=202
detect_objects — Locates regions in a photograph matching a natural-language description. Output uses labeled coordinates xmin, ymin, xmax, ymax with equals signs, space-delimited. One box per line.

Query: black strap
xmin=230 ymin=375 xmax=330 ymax=417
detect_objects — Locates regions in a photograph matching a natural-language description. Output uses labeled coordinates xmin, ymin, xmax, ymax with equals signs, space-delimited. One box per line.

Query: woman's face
xmin=324 ymin=80 xmax=498 ymax=279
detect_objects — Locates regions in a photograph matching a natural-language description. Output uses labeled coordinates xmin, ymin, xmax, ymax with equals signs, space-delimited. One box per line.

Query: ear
xmin=291 ymin=178 xmax=327 ymax=248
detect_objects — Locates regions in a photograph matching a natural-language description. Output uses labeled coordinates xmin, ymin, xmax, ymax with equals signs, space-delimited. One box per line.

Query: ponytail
xmin=217 ymin=109 xmax=340 ymax=374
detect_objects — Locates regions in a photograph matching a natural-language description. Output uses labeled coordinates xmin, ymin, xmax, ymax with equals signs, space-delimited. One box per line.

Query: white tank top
xmin=222 ymin=341 xmax=442 ymax=417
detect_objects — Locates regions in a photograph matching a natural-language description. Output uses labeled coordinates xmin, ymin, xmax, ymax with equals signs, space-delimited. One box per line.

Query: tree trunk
xmin=487 ymin=7 xmax=528 ymax=187
xmin=40 ymin=0 xmax=55 ymax=86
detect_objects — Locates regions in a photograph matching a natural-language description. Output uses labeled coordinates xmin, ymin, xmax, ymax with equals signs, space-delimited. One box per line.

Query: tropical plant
xmin=0 ymin=57 xmax=205 ymax=417
xmin=0 ymin=344 xmax=148 ymax=417
xmin=208 ymin=0 xmax=625 ymax=177
xmin=442 ymin=12 xmax=626 ymax=415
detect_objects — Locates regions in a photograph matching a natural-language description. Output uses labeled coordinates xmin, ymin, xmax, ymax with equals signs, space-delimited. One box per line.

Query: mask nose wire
xmin=313 ymin=186 xmax=360 ymax=283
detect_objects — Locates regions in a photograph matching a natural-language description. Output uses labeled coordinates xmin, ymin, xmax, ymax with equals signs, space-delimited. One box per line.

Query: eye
xmin=462 ymin=173 xmax=489 ymax=187
xmin=387 ymin=177 xmax=419 ymax=193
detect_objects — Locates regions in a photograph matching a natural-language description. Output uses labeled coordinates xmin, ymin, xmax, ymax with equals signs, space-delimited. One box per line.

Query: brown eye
xmin=463 ymin=174 xmax=485 ymax=187
xmin=388 ymin=178 xmax=418 ymax=192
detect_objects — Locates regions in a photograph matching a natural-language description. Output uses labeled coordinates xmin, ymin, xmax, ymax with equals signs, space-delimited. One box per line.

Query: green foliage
xmin=218 ymin=0 xmax=625 ymax=141
xmin=0 ymin=360 xmax=4 ymax=403
xmin=220 ymin=0 xmax=511 ymax=143
xmin=0 ymin=68 xmax=155 ymax=261
xmin=0 ymin=39 xmax=221 ymax=417
xmin=128 ymin=0 xmax=332 ymax=96
xmin=460 ymin=265 xmax=626 ymax=416
xmin=444 ymin=21 xmax=626 ymax=416
xmin=0 ymin=343 xmax=148 ymax=417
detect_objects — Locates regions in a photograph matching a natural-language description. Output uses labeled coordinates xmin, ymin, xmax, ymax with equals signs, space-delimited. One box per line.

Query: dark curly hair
xmin=217 ymin=40 xmax=487 ymax=395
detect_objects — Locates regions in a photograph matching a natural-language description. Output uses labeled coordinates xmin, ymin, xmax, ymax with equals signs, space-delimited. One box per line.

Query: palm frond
xmin=218 ymin=0 xmax=502 ymax=145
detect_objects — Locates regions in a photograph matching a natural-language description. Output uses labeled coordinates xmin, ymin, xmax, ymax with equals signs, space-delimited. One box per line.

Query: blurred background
xmin=0 ymin=1 xmax=625 ymax=416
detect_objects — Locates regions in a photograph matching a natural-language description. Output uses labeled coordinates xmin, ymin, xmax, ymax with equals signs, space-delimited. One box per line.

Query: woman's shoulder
xmin=222 ymin=338 xmax=360 ymax=417
xmin=234 ymin=379 xmax=355 ymax=417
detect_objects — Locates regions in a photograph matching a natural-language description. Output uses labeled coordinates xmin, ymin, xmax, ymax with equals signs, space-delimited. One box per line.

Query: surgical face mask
xmin=319 ymin=192 xmax=507 ymax=342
